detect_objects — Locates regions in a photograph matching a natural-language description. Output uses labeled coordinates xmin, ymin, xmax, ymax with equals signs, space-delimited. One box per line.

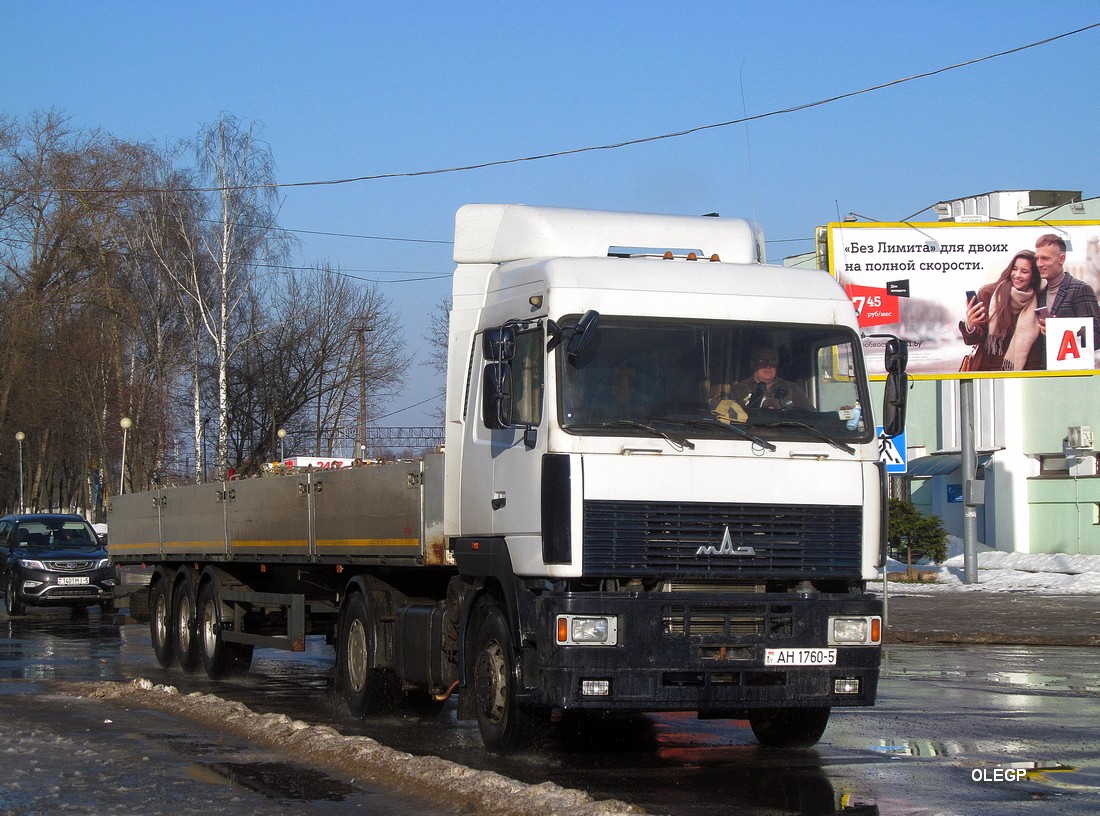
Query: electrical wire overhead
xmin=7 ymin=23 xmax=1097 ymax=198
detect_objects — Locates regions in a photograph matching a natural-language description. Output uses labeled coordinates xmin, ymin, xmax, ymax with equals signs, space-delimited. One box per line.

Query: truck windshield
xmin=557 ymin=317 xmax=872 ymax=445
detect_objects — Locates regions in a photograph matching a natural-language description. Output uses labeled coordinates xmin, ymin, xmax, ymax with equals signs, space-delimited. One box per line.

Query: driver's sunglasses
xmin=752 ymin=357 xmax=778 ymax=367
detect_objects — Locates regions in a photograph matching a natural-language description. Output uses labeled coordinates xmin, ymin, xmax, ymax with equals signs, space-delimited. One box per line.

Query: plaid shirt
xmin=1040 ymin=272 xmax=1100 ymax=348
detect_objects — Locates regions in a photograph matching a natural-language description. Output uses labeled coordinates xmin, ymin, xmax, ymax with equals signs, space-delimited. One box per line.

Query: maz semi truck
xmin=108 ymin=203 xmax=908 ymax=753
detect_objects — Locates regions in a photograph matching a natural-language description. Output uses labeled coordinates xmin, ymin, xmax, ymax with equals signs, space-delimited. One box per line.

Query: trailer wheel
xmin=198 ymin=581 xmax=253 ymax=679
xmin=748 ymin=707 xmax=831 ymax=748
xmin=150 ymin=580 xmax=174 ymax=667
xmin=473 ymin=604 xmax=542 ymax=753
xmin=173 ymin=580 xmax=201 ymax=673
xmin=339 ymin=592 xmax=383 ymax=717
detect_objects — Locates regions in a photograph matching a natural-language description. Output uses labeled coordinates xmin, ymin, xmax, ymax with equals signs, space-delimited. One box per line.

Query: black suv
xmin=1 ymin=514 xmax=114 ymax=615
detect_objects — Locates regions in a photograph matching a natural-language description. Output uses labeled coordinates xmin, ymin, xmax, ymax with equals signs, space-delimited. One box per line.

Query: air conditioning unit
xmin=1066 ymin=426 xmax=1094 ymax=451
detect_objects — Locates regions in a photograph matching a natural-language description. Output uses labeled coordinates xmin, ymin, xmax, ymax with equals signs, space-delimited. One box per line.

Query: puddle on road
xmin=192 ymin=760 xmax=360 ymax=802
xmin=867 ymin=738 xmax=965 ymax=757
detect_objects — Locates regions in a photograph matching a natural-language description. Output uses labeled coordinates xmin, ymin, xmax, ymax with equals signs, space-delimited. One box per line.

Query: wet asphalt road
xmin=3 ymin=605 xmax=1100 ymax=815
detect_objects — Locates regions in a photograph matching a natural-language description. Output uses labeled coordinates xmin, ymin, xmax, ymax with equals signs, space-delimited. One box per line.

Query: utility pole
xmin=351 ymin=319 xmax=373 ymax=460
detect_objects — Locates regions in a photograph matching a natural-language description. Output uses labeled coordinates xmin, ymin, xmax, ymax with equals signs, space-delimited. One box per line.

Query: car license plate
xmin=57 ymin=576 xmax=90 ymax=586
xmin=765 ymin=648 xmax=837 ymax=666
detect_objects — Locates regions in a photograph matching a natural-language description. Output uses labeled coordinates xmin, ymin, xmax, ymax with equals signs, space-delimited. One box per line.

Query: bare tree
xmin=224 ymin=265 xmax=411 ymax=474
xmin=422 ymin=295 xmax=451 ymax=423
xmin=143 ymin=114 xmax=289 ymax=481
xmin=0 ymin=111 xmax=156 ymax=515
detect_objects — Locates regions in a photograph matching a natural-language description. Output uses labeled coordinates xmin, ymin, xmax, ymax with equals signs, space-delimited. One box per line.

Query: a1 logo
xmin=1045 ymin=317 xmax=1095 ymax=371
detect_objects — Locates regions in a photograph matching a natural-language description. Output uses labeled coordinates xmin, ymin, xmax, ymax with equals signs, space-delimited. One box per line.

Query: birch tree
xmin=181 ymin=114 xmax=288 ymax=480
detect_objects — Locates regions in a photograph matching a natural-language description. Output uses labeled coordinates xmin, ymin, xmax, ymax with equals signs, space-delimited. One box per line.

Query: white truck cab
xmin=444 ymin=204 xmax=907 ymax=751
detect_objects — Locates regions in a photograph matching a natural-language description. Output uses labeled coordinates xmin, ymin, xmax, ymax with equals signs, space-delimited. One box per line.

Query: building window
xmin=1038 ymin=455 xmax=1071 ymax=477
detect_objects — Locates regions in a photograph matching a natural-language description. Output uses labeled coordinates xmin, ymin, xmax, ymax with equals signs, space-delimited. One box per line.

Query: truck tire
xmin=150 ymin=580 xmax=174 ymax=667
xmin=5 ymin=573 xmax=26 ymax=616
xmin=173 ymin=580 xmax=201 ymax=673
xmin=472 ymin=604 xmax=543 ymax=753
xmin=748 ymin=707 xmax=831 ymax=748
xmin=128 ymin=586 xmax=151 ymax=621
xmin=197 ymin=581 xmax=253 ymax=679
xmin=338 ymin=592 xmax=384 ymax=717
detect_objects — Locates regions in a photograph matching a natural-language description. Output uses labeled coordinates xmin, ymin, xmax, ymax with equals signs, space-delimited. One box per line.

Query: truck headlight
xmin=828 ymin=616 xmax=881 ymax=645
xmin=556 ymin=615 xmax=618 ymax=646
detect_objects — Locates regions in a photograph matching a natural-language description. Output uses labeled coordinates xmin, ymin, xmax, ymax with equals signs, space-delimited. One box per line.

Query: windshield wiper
xmin=668 ymin=417 xmax=777 ymax=452
xmin=746 ymin=418 xmax=855 ymax=455
xmin=565 ymin=420 xmax=695 ymax=450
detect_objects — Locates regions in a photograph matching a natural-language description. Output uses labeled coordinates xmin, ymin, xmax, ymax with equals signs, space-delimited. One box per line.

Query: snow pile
xmin=76 ymin=679 xmax=645 ymax=816
xmin=877 ymin=536 xmax=1100 ymax=594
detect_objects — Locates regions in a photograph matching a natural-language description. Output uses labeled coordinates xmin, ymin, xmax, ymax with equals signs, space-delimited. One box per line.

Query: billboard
xmin=826 ymin=221 xmax=1100 ymax=379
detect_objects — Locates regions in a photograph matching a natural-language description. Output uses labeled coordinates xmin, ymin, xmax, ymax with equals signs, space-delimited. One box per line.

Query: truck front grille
xmin=583 ymin=500 xmax=862 ymax=580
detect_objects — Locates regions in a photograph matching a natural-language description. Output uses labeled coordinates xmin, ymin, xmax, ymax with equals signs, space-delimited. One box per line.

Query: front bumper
xmin=530 ymin=591 xmax=881 ymax=713
xmin=15 ymin=568 xmax=116 ymax=607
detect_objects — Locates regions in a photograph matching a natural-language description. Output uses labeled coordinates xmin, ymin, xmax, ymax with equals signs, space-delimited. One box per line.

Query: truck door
xmin=462 ymin=323 xmax=546 ymax=564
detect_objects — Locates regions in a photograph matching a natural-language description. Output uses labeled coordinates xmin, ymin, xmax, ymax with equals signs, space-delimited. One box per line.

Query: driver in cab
xmin=729 ymin=346 xmax=811 ymax=410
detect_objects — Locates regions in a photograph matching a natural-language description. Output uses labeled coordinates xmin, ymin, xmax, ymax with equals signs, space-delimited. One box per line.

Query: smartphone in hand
xmin=1035 ymin=306 xmax=1050 ymax=318
xmin=965 ymin=290 xmax=977 ymax=303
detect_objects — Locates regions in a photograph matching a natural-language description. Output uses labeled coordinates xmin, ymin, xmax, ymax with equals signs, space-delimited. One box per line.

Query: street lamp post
xmin=15 ymin=431 xmax=24 ymax=513
xmin=119 ymin=417 xmax=132 ymax=495
xmin=277 ymin=427 xmax=287 ymax=462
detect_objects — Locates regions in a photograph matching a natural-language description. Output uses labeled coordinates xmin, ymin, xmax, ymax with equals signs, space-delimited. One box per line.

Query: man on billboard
xmin=1035 ymin=233 xmax=1100 ymax=347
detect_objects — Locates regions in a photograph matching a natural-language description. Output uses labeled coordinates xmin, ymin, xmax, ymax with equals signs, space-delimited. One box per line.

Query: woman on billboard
xmin=959 ymin=249 xmax=1045 ymax=371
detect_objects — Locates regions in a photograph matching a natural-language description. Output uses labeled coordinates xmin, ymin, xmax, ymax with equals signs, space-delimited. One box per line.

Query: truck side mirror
xmin=482 ymin=363 xmax=514 ymax=429
xmin=566 ymin=310 xmax=600 ymax=357
xmin=883 ymin=337 xmax=908 ymax=373
xmin=881 ymin=371 xmax=908 ymax=438
xmin=483 ymin=326 xmax=516 ymax=361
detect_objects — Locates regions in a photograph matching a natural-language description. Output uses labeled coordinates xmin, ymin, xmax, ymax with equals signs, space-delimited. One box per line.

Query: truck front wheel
xmin=339 ymin=592 xmax=383 ymax=717
xmin=473 ymin=604 xmax=542 ymax=753
xmin=748 ymin=707 xmax=831 ymax=748
xmin=150 ymin=580 xmax=174 ymax=667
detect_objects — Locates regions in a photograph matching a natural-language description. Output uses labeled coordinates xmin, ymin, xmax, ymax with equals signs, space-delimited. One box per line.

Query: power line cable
xmin=5 ymin=23 xmax=1096 ymax=197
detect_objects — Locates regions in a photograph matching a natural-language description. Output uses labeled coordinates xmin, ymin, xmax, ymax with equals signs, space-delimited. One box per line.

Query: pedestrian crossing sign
xmin=876 ymin=427 xmax=907 ymax=474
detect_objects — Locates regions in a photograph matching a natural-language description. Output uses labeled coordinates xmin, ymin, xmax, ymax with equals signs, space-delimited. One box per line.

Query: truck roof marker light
xmin=686 ymin=252 xmax=698 ymax=261
xmin=710 ymin=254 xmax=721 ymax=262
xmin=663 ymin=251 xmax=674 ymax=260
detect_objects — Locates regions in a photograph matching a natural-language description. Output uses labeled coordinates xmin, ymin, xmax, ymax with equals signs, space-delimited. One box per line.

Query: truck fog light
xmin=580 ymin=679 xmax=611 ymax=696
xmin=834 ymin=678 xmax=861 ymax=695
xmin=829 ymin=616 xmax=881 ymax=645
xmin=556 ymin=615 xmax=618 ymax=645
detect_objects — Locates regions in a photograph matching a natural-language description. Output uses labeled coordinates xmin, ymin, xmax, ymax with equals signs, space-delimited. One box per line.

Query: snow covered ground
xmin=877 ymin=536 xmax=1100 ymax=594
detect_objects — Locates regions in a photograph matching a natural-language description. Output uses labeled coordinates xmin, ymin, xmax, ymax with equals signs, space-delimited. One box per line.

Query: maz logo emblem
xmin=696 ymin=526 xmax=757 ymax=557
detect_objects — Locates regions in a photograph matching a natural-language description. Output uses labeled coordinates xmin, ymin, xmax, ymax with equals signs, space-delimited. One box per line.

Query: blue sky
xmin=4 ymin=2 xmax=1099 ymax=428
